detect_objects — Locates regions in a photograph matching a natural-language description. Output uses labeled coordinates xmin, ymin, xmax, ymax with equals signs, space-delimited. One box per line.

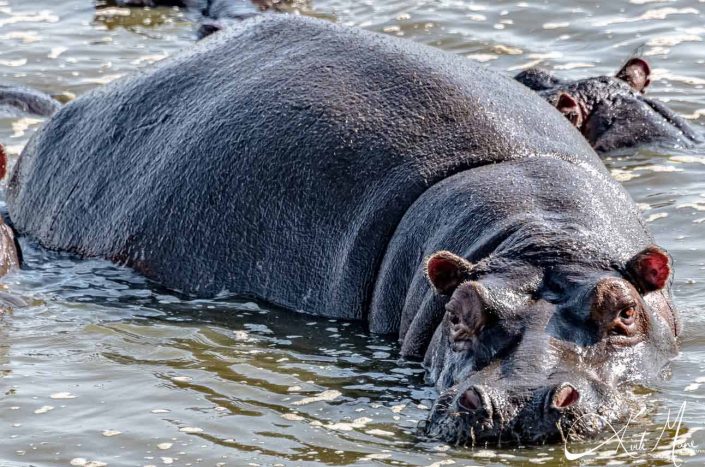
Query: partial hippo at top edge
xmin=98 ymin=0 xmax=309 ymax=38
xmin=6 ymin=15 xmax=680 ymax=444
xmin=516 ymin=58 xmax=701 ymax=153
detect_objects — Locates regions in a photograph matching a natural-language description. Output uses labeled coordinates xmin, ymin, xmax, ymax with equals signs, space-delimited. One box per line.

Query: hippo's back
xmin=7 ymin=15 xmax=599 ymax=319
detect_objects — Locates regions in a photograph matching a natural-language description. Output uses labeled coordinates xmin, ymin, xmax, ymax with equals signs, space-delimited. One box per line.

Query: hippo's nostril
xmin=551 ymin=383 xmax=580 ymax=410
xmin=458 ymin=388 xmax=483 ymax=412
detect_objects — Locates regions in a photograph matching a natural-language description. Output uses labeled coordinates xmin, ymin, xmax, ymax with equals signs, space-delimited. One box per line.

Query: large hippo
xmin=6 ymin=16 xmax=679 ymax=444
xmin=515 ymin=58 xmax=700 ymax=153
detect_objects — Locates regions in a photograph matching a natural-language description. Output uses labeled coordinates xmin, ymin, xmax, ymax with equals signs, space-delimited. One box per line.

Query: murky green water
xmin=1 ymin=1 xmax=705 ymax=465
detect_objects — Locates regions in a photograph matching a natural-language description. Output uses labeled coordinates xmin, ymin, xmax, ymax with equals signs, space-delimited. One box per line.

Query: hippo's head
xmin=515 ymin=58 xmax=698 ymax=152
xmin=419 ymin=245 xmax=679 ymax=445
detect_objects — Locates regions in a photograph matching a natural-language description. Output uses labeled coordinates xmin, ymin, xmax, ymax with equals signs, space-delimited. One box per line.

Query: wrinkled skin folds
xmin=515 ymin=58 xmax=700 ymax=153
xmin=6 ymin=16 xmax=679 ymax=444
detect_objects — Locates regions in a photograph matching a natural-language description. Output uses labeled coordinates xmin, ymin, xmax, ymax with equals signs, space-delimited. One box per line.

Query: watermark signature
xmin=564 ymin=402 xmax=703 ymax=466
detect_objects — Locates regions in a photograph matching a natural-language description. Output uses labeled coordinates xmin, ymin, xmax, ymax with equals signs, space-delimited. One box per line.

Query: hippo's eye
xmin=608 ymin=303 xmax=639 ymax=338
xmin=443 ymin=281 xmax=491 ymax=351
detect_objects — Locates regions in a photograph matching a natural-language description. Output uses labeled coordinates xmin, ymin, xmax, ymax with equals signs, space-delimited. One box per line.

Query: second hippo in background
xmin=516 ymin=58 xmax=700 ymax=153
xmin=0 ymin=84 xmax=61 ymax=117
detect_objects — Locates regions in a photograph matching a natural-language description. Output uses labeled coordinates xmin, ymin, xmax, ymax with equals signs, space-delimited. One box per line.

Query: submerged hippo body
xmin=0 ymin=85 xmax=60 ymax=117
xmin=7 ymin=16 xmax=679 ymax=444
xmin=515 ymin=59 xmax=700 ymax=153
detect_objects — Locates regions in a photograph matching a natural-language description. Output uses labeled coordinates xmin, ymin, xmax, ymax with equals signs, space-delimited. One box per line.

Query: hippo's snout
xmin=454 ymin=383 xmax=582 ymax=418
xmin=421 ymin=376 xmax=624 ymax=446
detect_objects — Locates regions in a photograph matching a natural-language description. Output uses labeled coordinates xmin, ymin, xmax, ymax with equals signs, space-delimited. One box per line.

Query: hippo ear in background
xmin=425 ymin=251 xmax=474 ymax=295
xmin=626 ymin=245 xmax=672 ymax=293
xmin=616 ymin=58 xmax=651 ymax=93
xmin=555 ymin=93 xmax=584 ymax=129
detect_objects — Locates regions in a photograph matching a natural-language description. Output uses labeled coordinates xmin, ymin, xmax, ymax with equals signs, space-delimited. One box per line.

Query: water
xmin=1 ymin=0 xmax=705 ymax=465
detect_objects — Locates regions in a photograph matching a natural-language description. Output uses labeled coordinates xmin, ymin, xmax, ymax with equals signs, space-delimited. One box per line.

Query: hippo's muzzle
xmin=420 ymin=374 xmax=627 ymax=446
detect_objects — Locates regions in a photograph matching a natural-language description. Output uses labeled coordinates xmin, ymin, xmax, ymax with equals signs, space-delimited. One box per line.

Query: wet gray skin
xmin=515 ymin=58 xmax=701 ymax=153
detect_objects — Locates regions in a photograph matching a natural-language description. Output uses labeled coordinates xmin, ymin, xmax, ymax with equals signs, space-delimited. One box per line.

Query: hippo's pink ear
xmin=555 ymin=93 xmax=584 ymax=129
xmin=425 ymin=251 xmax=474 ymax=295
xmin=616 ymin=58 xmax=651 ymax=93
xmin=626 ymin=245 xmax=671 ymax=293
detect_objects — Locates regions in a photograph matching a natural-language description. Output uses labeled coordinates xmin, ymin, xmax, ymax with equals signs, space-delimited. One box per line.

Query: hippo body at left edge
xmin=0 ymin=145 xmax=22 ymax=288
xmin=6 ymin=16 xmax=679 ymax=444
